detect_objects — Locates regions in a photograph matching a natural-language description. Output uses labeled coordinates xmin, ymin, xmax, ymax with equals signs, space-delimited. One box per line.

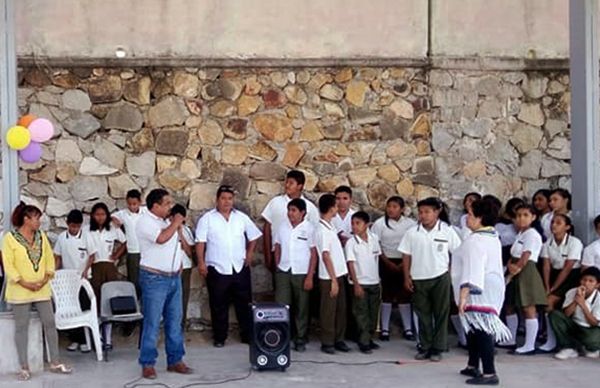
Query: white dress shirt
xmin=510 ymin=228 xmax=543 ymax=263
xmin=540 ymin=234 xmax=583 ymax=270
xmin=332 ymin=209 xmax=356 ymax=241
xmin=87 ymin=226 xmax=126 ymax=264
xmin=371 ymin=215 xmax=416 ymax=258
xmin=177 ymin=225 xmax=195 ymax=270
xmin=136 ymin=211 xmax=181 ymax=273
xmin=112 ymin=206 xmax=147 ymax=254
xmin=316 ymin=219 xmax=348 ymax=280
xmin=273 ymin=219 xmax=315 ymax=274
xmin=195 ymin=209 xmax=262 ymax=275
xmin=398 ymin=221 xmax=461 ymax=280
xmin=54 ymin=230 xmax=97 ymax=276
xmin=261 ymin=195 xmax=319 ymax=247
xmin=345 ymin=232 xmax=381 ymax=285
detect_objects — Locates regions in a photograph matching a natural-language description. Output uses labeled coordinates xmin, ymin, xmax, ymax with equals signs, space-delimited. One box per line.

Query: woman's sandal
xmin=49 ymin=363 xmax=73 ymax=374
xmin=17 ymin=369 xmax=31 ymax=381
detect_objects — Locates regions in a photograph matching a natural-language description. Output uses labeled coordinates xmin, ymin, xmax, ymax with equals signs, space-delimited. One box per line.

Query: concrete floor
xmin=0 ymin=330 xmax=598 ymax=388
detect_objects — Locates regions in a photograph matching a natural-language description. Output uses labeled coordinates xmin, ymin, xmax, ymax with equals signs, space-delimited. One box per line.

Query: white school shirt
xmin=195 ymin=209 xmax=262 ymax=275
xmin=397 ymin=221 xmax=462 ymax=280
xmin=53 ymin=230 xmax=97 ymax=275
xmin=582 ymin=239 xmax=600 ymax=269
xmin=510 ymin=228 xmax=543 ymax=263
xmin=136 ymin=211 xmax=181 ymax=273
xmin=345 ymin=232 xmax=381 ymax=285
xmin=112 ymin=206 xmax=147 ymax=254
xmin=177 ymin=225 xmax=195 ymax=270
xmin=273 ymin=219 xmax=315 ymax=274
xmin=495 ymin=222 xmax=518 ymax=247
xmin=332 ymin=209 xmax=356 ymax=240
xmin=371 ymin=216 xmax=416 ymax=259
xmin=540 ymin=234 xmax=583 ymax=270
xmin=316 ymin=219 xmax=348 ymax=280
xmin=87 ymin=226 xmax=126 ymax=264
xmin=261 ymin=195 xmax=319 ymax=243
xmin=562 ymin=288 xmax=600 ymax=328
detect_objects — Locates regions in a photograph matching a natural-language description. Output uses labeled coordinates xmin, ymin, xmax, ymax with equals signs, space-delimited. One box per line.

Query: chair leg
xmin=90 ymin=324 xmax=103 ymax=362
xmin=84 ymin=327 xmax=91 ymax=349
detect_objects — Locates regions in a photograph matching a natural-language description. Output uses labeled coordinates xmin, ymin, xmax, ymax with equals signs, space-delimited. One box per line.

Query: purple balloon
xmin=19 ymin=141 xmax=42 ymax=163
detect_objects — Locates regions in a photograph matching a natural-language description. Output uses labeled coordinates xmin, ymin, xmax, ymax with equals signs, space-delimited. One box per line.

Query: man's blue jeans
xmin=138 ymin=269 xmax=185 ymax=367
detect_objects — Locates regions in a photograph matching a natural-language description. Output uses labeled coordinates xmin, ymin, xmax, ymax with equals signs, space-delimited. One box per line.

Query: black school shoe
xmin=294 ymin=341 xmax=307 ymax=352
xmin=414 ymin=350 xmax=430 ymax=360
xmin=335 ymin=341 xmax=351 ymax=352
xmin=460 ymin=367 xmax=482 ymax=378
xmin=403 ymin=330 xmax=416 ymax=341
xmin=358 ymin=343 xmax=373 ymax=354
xmin=321 ymin=345 xmax=336 ymax=354
xmin=379 ymin=331 xmax=390 ymax=341
xmin=369 ymin=340 xmax=380 ymax=350
xmin=466 ymin=375 xmax=500 ymax=385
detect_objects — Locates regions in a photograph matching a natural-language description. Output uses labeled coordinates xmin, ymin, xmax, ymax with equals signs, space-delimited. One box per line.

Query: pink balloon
xmin=19 ymin=141 xmax=42 ymax=163
xmin=28 ymin=118 xmax=54 ymax=142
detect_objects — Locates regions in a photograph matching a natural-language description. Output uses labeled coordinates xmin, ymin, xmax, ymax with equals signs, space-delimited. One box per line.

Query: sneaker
xmin=584 ymin=350 xmax=600 ymax=359
xmin=554 ymin=348 xmax=579 ymax=360
xmin=414 ymin=351 xmax=430 ymax=360
xmin=79 ymin=344 xmax=91 ymax=353
xmin=429 ymin=352 xmax=442 ymax=362
xmin=67 ymin=342 xmax=79 ymax=352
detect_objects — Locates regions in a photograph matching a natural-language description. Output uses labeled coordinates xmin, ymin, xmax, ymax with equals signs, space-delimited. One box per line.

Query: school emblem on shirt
xmin=437 ymin=243 xmax=444 ymax=252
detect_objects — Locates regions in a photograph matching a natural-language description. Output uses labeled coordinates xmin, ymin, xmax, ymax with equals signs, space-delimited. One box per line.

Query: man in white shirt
xmin=136 ymin=189 xmax=192 ymax=380
xmin=195 ymin=185 xmax=262 ymax=348
xmin=316 ymin=194 xmax=350 ymax=354
xmin=551 ymin=267 xmax=600 ymax=360
xmin=273 ymin=198 xmax=317 ymax=352
xmin=54 ymin=209 xmax=97 ymax=353
xmin=112 ymin=189 xmax=147 ymax=294
xmin=261 ymin=170 xmax=319 ymax=271
xmin=399 ymin=197 xmax=461 ymax=362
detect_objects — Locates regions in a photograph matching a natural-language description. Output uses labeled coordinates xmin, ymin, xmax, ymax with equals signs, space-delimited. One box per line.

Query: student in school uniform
xmin=538 ymin=214 xmax=583 ymax=352
xmin=532 ymin=189 xmax=552 ymax=221
xmin=456 ymin=193 xmax=482 ymax=239
xmin=550 ymin=267 xmax=600 ymax=360
xmin=501 ymin=204 xmax=547 ymax=354
xmin=273 ymin=198 xmax=317 ymax=352
xmin=371 ymin=196 xmax=416 ymax=341
xmin=88 ymin=202 xmax=127 ymax=350
xmin=582 ymin=215 xmax=600 ymax=271
xmin=332 ymin=186 xmax=356 ymax=246
xmin=451 ymin=199 xmax=510 ymax=386
xmin=346 ymin=211 xmax=382 ymax=354
xmin=169 ymin=204 xmax=195 ymax=330
xmin=195 ymin=185 xmax=262 ymax=348
xmin=540 ymin=189 xmax=571 ymax=241
xmin=112 ymin=189 xmax=147 ymax=294
xmin=399 ymin=197 xmax=461 ymax=361
xmin=261 ymin=170 xmax=319 ymax=272
xmin=54 ymin=209 xmax=97 ymax=353
xmin=316 ymin=194 xmax=350 ymax=355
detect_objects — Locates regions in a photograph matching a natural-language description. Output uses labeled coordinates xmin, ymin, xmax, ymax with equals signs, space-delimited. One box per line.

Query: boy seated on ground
xmin=550 ymin=267 xmax=600 ymax=360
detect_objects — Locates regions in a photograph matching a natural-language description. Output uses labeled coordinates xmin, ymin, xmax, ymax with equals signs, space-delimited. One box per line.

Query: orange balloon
xmin=18 ymin=114 xmax=37 ymax=128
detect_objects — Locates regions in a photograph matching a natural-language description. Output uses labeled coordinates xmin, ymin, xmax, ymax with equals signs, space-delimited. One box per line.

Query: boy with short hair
xmin=345 ymin=211 xmax=382 ymax=354
xmin=261 ymin=170 xmax=319 ymax=271
xmin=112 ymin=189 xmax=147 ymax=293
xmin=551 ymin=267 xmax=600 ymax=360
xmin=54 ymin=209 xmax=97 ymax=353
xmin=273 ymin=198 xmax=318 ymax=352
xmin=316 ymin=194 xmax=350 ymax=354
xmin=582 ymin=215 xmax=600 ymax=271
xmin=332 ymin=186 xmax=355 ymax=247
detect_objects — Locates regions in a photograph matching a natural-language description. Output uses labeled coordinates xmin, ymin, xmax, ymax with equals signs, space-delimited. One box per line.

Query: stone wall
xmin=10 ymin=65 xmax=571 ymax=321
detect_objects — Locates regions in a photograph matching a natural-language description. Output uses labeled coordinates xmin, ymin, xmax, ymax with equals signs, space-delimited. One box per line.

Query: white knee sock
xmin=502 ymin=314 xmax=518 ymax=345
xmin=539 ymin=314 xmax=556 ymax=351
xmin=451 ymin=314 xmax=467 ymax=346
xmin=102 ymin=323 xmax=113 ymax=345
xmin=516 ymin=319 xmax=538 ymax=353
xmin=381 ymin=303 xmax=392 ymax=333
xmin=399 ymin=304 xmax=412 ymax=333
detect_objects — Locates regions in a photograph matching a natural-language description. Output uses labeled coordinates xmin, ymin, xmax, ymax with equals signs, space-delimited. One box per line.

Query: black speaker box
xmin=249 ymin=303 xmax=290 ymax=371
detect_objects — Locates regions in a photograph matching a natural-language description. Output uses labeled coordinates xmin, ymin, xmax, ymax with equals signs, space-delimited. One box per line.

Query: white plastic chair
xmin=100 ymin=281 xmax=143 ymax=361
xmin=50 ymin=269 xmax=103 ymax=361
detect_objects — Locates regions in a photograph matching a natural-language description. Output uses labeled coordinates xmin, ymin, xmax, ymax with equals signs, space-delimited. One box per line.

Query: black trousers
xmin=467 ymin=329 xmax=496 ymax=375
xmin=206 ymin=265 xmax=252 ymax=343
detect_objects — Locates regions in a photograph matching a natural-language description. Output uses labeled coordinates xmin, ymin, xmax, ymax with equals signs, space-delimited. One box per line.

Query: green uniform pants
xmin=319 ymin=277 xmax=347 ymax=346
xmin=352 ymin=284 xmax=381 ymax=346
xmin=412 ymin=272 xmax=450 ymax=353
xmin=549 ymin=310 xmax=600 ymax=351
xmin=275 ymin=270 xmax=310 ymax=343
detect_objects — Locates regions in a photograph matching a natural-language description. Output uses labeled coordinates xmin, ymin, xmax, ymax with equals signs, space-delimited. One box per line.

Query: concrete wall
xmin=15 ymin=0 xmax=579 ymax=62
xmin=15 ymin=0 xmax=428 ymax=60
